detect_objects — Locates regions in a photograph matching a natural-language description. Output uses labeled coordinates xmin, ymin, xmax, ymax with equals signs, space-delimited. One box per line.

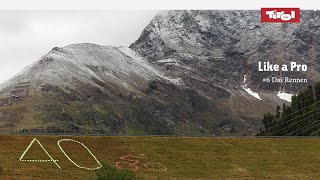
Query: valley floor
xmin=0 ymin=135 xmax=319 ymax=179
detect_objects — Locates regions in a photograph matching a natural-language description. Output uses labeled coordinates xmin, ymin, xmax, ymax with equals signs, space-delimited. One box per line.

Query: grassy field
xmin=0 ymin=135 xmax=320 ymax=179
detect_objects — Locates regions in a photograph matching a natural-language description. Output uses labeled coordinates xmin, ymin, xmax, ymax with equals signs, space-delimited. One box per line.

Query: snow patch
xmin=242 ymin=87 xmax=262 ymax=100
xmin=156 ymin=58 xmax=191 ymax=70
xmin=243 ymin=74 xmax=247 ymax=84
xmin=277 ymin=91 xmax=293 ymax=102
xmin=241 ymin=74 xmax=262 ymax=100
xmin=157 ymin=59 xmax=177 ymax=63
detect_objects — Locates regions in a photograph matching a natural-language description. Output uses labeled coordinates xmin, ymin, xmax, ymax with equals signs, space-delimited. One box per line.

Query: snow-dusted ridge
xmin=118 ymin=47 xmax=183 ymax=85
xmin=0 ymin=43 xmax=185 ymax=98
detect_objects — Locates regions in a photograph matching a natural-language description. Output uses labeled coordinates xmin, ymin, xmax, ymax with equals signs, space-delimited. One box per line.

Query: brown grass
xmin=0 ymin=135 xmax=320 ymax=179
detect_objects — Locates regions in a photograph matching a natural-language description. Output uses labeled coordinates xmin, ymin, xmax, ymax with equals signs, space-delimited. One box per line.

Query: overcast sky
xmin=0 ymin=10 xmax=158 ymax=84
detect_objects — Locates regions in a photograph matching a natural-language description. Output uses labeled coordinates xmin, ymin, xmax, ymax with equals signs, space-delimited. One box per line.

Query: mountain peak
xmin=0 ymin=43 xmax=182 ymax=99
xmin=131 ymin=10 xmax=320 ymax=92
xmin=1 ymin=10 xmax=320 ymax=135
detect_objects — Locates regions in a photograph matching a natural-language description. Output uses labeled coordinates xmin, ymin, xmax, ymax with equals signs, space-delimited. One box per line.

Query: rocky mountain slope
xmin=131 ymin=10 xmax=320 ymax=93
xmin=0 ymin=10 xmax=319 ymax=135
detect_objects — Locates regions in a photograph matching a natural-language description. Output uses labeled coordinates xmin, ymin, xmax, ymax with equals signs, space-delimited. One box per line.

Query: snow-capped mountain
xmin=131 ymin=10 xmax=320 ymax=92
xmin=0 ymin=44 xmax=180 ymax=98
xmin=0 ymin=10 xmax=319 ymax=135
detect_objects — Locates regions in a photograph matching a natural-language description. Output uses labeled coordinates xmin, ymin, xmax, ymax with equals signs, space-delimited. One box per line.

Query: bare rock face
xmin=1 ymin=10 xmax=319 ymax=135
xmin=130 ymin=10 xmax=320 ymax=93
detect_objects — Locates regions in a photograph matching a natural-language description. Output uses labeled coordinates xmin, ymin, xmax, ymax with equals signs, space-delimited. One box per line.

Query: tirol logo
xmin=261 ymin=8 xmax=300 ymax=23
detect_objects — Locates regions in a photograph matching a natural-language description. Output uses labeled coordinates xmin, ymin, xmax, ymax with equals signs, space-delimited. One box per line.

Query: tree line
xmin=257 ymin=82 xmax=320 ymax=136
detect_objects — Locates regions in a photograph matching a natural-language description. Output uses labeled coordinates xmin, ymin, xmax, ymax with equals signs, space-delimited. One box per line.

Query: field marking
xmin=116 ymin=154 xmax=167 ymax=172
xmin=144 ymin=162 xmax=167 ymax=172
xmin=116 ymin=162 xmax=139 ymax=171
xmin=116 ymin=154 xmax=147 ymax=171
xmin=20 ymin=159 xmax=59 ymax=162
xmin=57 ymin=139 xmax=102 ymax=170
xmin=19 ymin=138 xmax=61 ymax=169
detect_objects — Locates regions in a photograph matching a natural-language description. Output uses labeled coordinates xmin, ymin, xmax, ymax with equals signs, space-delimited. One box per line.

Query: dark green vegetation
xmin=258 ymin=82 xmax=320 ymax=136
xmin=95 ymin=163 xmax=144 ymax=180
xmin=1 ymin=135 xmax=320 ymax=179
xmin=0 ymin=163 xmax=3 ymax=175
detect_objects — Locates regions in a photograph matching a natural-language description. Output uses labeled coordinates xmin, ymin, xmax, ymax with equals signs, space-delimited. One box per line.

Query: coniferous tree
xmin=315 ymin=82 xmax=320 ymax=101
xmin=257 ymin=82 xmax=320 ymax=136
xmin=276 ymin=105 xmax=281 ymax=119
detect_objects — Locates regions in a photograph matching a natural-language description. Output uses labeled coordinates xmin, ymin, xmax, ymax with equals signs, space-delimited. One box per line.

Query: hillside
xmin=131 ymin=10 xmax=320 ymax=92
xmin=0 ymin=43 xmax=257 ymax=135
xmin=0 ymin=135 xmax=320 ymax=179
xmin=1 ymin=10 xmax=320 ymax=135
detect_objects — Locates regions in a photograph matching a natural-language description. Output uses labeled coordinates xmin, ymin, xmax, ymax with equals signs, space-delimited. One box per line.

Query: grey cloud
xmin=0 ymin=10 xmax=158 ymax=84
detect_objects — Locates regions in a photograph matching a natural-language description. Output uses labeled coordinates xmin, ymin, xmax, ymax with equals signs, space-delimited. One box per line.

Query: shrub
xmin=0 ymin=164 xmax=3 ymax=174
xmin=95 ymin=162 xmax=144 ymax=180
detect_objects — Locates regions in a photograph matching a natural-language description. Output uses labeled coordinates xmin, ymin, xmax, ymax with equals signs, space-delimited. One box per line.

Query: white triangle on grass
xmin=19 ymin=138 xmax=61 ymax=169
